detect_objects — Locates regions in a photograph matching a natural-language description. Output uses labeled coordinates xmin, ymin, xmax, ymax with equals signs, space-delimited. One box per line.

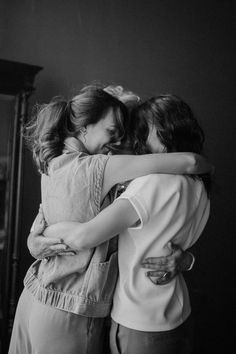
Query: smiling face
xmin=82 ymin=108 xmax=120 ymax=154
xmin=146 ymin=122 xmax=166 ymax=153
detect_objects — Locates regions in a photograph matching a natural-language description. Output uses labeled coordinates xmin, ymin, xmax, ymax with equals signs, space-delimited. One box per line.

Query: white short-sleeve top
xmin=111 ymin=174 xmax=210 ymax=331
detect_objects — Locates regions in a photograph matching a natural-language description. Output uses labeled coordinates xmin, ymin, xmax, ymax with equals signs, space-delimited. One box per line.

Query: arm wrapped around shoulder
xmin=186 ymin=153 xmax=214 ymax=175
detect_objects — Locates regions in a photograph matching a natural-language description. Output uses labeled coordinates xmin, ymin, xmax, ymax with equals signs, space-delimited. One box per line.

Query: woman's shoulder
xmin=126 ymin=174 xmax=203 ymax=196
xmin=48 ymin=152 xmax=108 ymax=171
xmin=75 ymin=153 xmax=109 ymax=171
xmin=127 ymin=173 xmax=176 ymax=187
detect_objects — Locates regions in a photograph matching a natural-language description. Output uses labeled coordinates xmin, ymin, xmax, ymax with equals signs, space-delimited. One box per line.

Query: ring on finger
xmin=161 ymin=271 xmax=169 ymax=282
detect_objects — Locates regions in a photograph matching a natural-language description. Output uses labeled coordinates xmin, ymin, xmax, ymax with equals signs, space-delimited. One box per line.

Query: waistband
xmin=24 ymin=270 xmax=112 ymax=318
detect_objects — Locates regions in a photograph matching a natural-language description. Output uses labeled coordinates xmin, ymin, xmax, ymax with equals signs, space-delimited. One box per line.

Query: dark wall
xmin=1 ymin=1 xmax=235 ymax=353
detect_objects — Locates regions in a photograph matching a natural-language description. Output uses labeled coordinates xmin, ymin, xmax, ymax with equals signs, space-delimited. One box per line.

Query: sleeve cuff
xmin=117 ymin=194 xmax=149 ymax=230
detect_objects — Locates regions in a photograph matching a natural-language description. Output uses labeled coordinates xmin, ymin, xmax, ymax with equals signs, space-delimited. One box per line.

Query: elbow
xmin=186 ymin=153 xmax=214 ymax=175
xmin=27 ymin=233 xmax=39 ymax=259
xmin=186 ymin=153 xmax=199 ymax=174
xmin=27 ymin=233 xmax=35 ymax=254
xmin=27 ymin=233 xmax=32 ymax=251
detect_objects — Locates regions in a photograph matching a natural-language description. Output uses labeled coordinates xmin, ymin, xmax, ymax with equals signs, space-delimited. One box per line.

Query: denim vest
xmin=24 ymin=138 xmax=118 ymax=317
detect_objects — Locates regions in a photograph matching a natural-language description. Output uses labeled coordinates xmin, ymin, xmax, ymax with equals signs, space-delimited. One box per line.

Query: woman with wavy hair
xmin=9 ymin=85 xmax=211 ymax=354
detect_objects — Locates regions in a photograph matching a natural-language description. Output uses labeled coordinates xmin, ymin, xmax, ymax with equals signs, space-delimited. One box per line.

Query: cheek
xmin=94 ymin=132 xmax=108 ymax=147
xmin=101 ymin=132 xmax=111 ymax=144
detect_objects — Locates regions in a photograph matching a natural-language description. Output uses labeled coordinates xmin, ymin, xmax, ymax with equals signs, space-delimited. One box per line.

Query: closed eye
xmin=107 ymin=129 xmax=117 ymax=136
xmin=106 ymin=129 xmax=120 ymax=143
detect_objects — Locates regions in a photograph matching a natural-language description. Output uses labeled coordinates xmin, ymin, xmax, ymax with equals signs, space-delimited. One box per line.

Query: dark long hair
xmin=131 ymin=94 xmax=211 ymax=195
xmin=25 ymin=84 xmax=128 ymax=174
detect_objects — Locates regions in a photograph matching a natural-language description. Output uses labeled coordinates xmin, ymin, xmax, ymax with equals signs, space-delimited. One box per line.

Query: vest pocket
xmin=82 ymin=251 xmax=118 ymax=304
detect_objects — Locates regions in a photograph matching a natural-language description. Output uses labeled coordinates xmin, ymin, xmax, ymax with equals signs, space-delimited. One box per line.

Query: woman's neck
xmin=63 ymin=137 xmax=89 ymax=154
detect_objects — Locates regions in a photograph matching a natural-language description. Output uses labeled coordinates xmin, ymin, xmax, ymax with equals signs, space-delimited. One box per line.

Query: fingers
xmin=142 ymin=257 xmax=179 ymax=272
xmin=142 ymin=263 xmax=170 ymax=271
xmin=141 ymin=257 xmax=169 ymax=267
xmin=36 ymin=245 xmax=70 ymax=259
xmin=41 ymin=249 xmax=76 ymax=258
xmin=49 ymin=244 xmax=68 ymax=251
xmin=142 ymin=245 xmax=183 ymax=271
xmin=141 ymin=256 xmax=176 ymax=271
xmin=57 ymin=251 xmax=76 ymax=256
xmin=145 ymin=271 xmax=166 ymax=278
xmin=43 ymin=237 xmax=64 ymax=245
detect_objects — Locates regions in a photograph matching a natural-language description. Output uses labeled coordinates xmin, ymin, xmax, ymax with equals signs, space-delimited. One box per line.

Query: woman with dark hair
xmin=41 ymin=94 xmax=211 ymax=354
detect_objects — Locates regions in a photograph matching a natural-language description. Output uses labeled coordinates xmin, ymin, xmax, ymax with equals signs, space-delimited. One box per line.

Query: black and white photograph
xmin=0 ymin=1 xmax=235 ymax=353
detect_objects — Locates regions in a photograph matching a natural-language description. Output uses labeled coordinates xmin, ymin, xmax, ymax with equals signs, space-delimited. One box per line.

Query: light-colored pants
xmin=9 ymin=288 xmax=105 ymax=354
xmin=110 ymin=318 xmax=193 ymax=354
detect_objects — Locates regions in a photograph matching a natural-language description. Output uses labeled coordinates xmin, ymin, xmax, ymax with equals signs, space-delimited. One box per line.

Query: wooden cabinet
xmin=0 ymin=59 xmax=42 ymax=353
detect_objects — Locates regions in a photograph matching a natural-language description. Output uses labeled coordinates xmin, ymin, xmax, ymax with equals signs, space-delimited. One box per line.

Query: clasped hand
xmin=27 ymin=206 xmax=76 ymax=259
xmin=27 ymin=206 xmax=186 ymax=285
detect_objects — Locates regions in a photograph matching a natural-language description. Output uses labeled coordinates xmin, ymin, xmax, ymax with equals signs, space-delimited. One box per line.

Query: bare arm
xmin=27 ymin=210 xmax=76 ymax=259
xmin=41 ymin=207 xmax=195 ymax=285
xmin=102 ymin=153 xmax=213 ymax=199
xmin=27 ymin=232 xmax=74 ymax=259
xmin=44 ymin=199 xmax=138 ymax=250
xmin=29 ymin=153 xmax=213 ymax=258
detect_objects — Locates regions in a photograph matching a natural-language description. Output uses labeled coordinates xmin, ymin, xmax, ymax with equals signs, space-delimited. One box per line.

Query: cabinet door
xmin=0 ymin=59 xmax=42 ymax=352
